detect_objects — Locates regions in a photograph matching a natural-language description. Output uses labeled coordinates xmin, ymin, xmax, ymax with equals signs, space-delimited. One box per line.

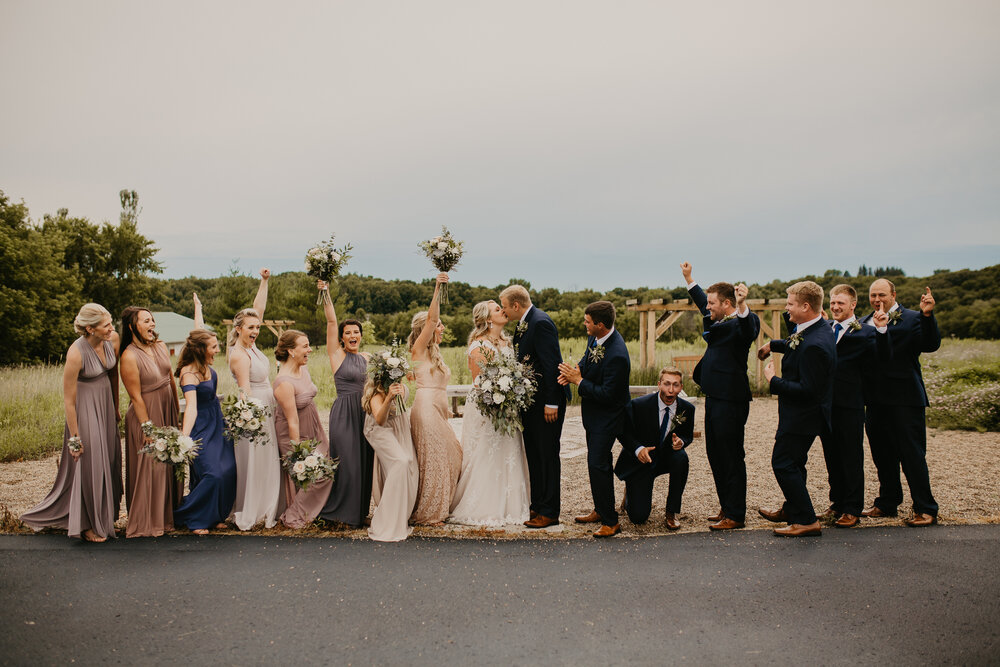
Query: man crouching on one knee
xmin=613 ymin=367 xmax=696 ymax=531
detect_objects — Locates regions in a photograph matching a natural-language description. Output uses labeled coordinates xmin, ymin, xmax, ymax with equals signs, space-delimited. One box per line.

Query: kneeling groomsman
xmin=759 ymin=281 xmax=836 ymax=537
xmin=614 ymin=367 xmax=696 ymax=530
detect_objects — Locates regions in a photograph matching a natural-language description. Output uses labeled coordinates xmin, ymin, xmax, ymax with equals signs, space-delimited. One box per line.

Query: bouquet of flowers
xmin=368 ymin=338 xmax=411 ymax=412
xmin=281 ymin=439 xmax=338 ymax=490
xmin=305 ymin=234 xmax=353 ymax=304
xmin=221 ymin=393 xmax=272 ymax=446
xmin=469 ymin=349 xmax=538 ymax=437
xmin=417 ymin=226 xmax=464 ymax=303
xmin=140 ymin=422 xmax=201 ymax=483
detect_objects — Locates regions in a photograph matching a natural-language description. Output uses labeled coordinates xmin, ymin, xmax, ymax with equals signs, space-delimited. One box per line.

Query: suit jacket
xmin=860 ymin=305 xmax=940 ymax=407
xmin=614 ymin=393 xmax=695 ymax=480
xmin=577 ymin=329 xmax=631 ymax=435
xmin=688 ymin=284 xmax=760 ymax=402
xmin=826 ymin=319 xmax=891 ymax=410
xmin=513 ymin=305 xmax=571 ymax=411
xmin=768 ymin=319 xmax=836 ymax=435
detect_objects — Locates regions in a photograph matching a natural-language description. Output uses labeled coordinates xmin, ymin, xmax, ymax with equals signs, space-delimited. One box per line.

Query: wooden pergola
xmin=626 ymin=298 xmax=788 ymax=390
xmin=222 ymin=319 xmax=296 ymax=342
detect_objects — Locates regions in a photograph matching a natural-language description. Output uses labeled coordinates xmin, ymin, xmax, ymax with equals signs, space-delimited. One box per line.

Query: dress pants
xmin=771 ymin=430 xmax=818 ymax=526
xmin=865 ymin=404 xmax=938 ymax=516
xmin=586 ymin=430 xmax=619 ymax=527
xmin=623 ymin=449 xmax=689 ymax=525
xmin=819 ymin=406 xmax=865 ymax=517
xmin=704 ymin=397 xmax=750 ymax=523
xmin=521 ymin=403 xmax=565 ymax=519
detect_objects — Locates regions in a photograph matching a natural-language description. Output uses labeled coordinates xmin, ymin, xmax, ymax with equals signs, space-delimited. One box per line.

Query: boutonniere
xmin=670 ymin=411 xmax=687 ymax=430
xmin=719 ymin=313 xmax=737 ymax=323
xmin=588 ymin=344 xmax=605 ymax=363
xmin=886 ymin=310 xmax=902 ymax=325
xmin=515 ymin=321 xmax=528 ymax=337
xmin=848 ymin=320 xmax=863 ymax=332
xmin=787 ymin=332 xmax=803 ymax=349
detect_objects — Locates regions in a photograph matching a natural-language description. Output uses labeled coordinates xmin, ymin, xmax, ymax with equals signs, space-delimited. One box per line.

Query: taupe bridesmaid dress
xmin=408 ymin=360 xmax=462 ymax=524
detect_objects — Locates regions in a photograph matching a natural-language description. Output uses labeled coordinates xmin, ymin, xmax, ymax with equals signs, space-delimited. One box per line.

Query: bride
xmin=449 ymin=300 xmax=531 ymax=527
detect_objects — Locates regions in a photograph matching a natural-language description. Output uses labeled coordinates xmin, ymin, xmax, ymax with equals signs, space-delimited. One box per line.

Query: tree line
xmin=3 ymin=188 xmax=998 ymax=364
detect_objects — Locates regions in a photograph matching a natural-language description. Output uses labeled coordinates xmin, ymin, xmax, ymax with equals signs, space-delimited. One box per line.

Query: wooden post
xmin=645 ymin=310 xmax=657 ymax=369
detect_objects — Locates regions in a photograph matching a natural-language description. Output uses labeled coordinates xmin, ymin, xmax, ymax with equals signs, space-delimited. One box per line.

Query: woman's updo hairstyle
xmin=74 ymin=303 xmax=111 ymax=336
xmin=228 ymin=308 xmax=261 ymax=348
xmin=274 ymin=330 xmax=307 ymax=363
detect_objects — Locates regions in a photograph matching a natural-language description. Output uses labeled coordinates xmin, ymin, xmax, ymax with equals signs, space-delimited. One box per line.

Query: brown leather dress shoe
xmin=758 ymin=507 xmax=788 ymax=523
xmin=834 ymin=514 xmax=859 ymax=528
xmin=593 ymin=523 xmax=621 ymax=538
xmin=861 ymin=505 xmax=895 ymax=518
xmin=524 ymin=514 xmax=558 ymax=529
xmin=817 ymin=506 xmax=839 ymax=521
xmin=575 ymin=510 xmax=601 ymax=524
xmin=904 ymin=512 xmax=937 ymax=527
xmin=664 ymin=512 xmax=680 ymax=531
xmin=707 ymin=510 xmax=724 ymax=522
xmin=709 ymin=518 xmax=745 ymax=531
xmin=774 ymin=521 xmax=822 ymax=537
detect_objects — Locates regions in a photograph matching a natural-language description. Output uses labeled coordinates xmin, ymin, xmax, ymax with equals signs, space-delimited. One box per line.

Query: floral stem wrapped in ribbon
xmin=281 ymin=439 xmax=338 ymax=490
xmin=221 ymin=393 xmax=272 ymax=446
xmin=469 ymin=348 xmax=538 ymax=437
xmin=305 ymin=234 xmax=353 ymax=305
xmin=417 ymin=226 xmax=464 ymax=303
xmin=367 ymin=338 xmax=411 ymax=412
xmin=140 ymin=422 xmax=201 ymax=483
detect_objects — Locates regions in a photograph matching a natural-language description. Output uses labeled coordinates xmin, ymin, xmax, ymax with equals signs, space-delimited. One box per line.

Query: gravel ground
xmin=3 ymin=397 xmax=998 ymax=538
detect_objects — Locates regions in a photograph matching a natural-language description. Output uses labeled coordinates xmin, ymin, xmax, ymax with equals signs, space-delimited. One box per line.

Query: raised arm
xmin=193 ymin=293 xmax=204 ymax=330
xmin=320 ymin=280 xmax=346 ymax=372
xmin=411 ymin=273 xmax=448 ymax=357
xmin=253 ymin=268 xmax=270 ymax=320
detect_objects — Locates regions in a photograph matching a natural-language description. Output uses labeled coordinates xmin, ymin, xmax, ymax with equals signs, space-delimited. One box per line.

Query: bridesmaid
xmin=120 ymin=306 xmax=182 ymax=538
xmin=408 ymin=272 xmax=463 ymax=525
xmin=272 ymin=330 xmax=334 ymax=528
xmin=363 ymin=380 xmax=418 ymax=542
xmin=21 ymin=303 xmax=121 ymax=542
xmin=172 ymin=294 xmax=237 ymax=535
xmin=227 ymin=268 xmax=282 ymax=530
xmin=317 ymin=280 xmax=373 ymax=527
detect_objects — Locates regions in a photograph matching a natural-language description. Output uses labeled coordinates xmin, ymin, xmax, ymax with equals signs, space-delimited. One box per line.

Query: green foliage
xmin=924 ymin=340 xmax=1000 ymax=432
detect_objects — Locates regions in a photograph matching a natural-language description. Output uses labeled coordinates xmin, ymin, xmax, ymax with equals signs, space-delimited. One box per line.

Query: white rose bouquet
xmin=140 ymin=422 xmax=202 ymax=483
xmin=469 ymin=349 xmax=538 ymax=436
xmin=417 ymin=226 xmax=464 ymax=303
xmin=367 ymin=338 xmax=411 ymax=412
xmin=305 ymin=234 xmax=353 ymax=304
xmin=281 ymin=439 xmax=338 ymax=490
xmin=221 ymin=393 xmax=272 ymax=446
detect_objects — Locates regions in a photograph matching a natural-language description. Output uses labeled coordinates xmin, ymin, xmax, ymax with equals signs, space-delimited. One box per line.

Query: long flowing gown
xmin=409 ymin=359 xmax=463 ymax=524
xmin=124 ymin=343 xmax=182 ymax=538
xmin=449 ymin=340 xmax=531 ymax=527
xmin=173 ymin=369 xmax=237 ymax=531
xmin=366 ymin=388 xmax=418 ymax=542
xmin=229 ymin=344 xmax=282 ymax=530
xmin=319 ymin=352 xmax=373 ymax=527
xmin=273 ymin=369 xmax=333 ymax=528
xmin=21 ymin=338 xmax=120 ymax=539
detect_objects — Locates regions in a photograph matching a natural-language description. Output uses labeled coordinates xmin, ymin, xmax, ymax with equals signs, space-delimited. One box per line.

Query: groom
xmin=500 ymin=284 xmax=569 ymax=528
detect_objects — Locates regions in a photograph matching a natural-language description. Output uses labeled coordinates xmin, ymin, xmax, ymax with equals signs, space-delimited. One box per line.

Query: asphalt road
xmin=2 ymin=526 xmax=998 ymax=665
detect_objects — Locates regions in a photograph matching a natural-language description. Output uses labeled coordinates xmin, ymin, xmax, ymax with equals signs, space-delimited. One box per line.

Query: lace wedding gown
xmin=449 ymin=340 xmax=531 ymax=527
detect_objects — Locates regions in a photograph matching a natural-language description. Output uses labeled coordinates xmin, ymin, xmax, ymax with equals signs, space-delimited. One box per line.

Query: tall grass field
xmin=2 ymin=338 xmax=997 ymax=462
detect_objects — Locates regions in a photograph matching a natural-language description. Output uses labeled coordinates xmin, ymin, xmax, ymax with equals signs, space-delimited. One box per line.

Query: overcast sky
xmin=3 ymin=1 xmax=998 ymax=291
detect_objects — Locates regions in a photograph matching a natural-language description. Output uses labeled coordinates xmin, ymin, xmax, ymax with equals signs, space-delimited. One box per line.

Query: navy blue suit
xmin=861 ymin=305 xmax=940 ymax=516
xmin=689 ymin=284 xmax=760 ymax=523
xmin=818 ymin=318 xmax=891 ymax=516
xmin=614 ymin=393 xmax=695 ymax=523
xmin=513 ymin=305 xmax=571 ymax=520
xmin=577 ymin=329 xmax=631 ymax=526
xmin=768 ymin=318 xmax=836 ymax=525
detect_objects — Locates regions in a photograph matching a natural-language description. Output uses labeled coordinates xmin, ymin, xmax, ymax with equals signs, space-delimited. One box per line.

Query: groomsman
xmin=759 ymin=281 xmax=836 ymax=537
xmin=500 ymin=285 xmax=570 ymax=529
xmin=558 ymin=301 xmax=631 ymax=538
xmin=861 ymin=280 xmax=940 ymax=526
xmin=614 ymin=367 xmax=695 ymax=530
xmin=682 ymin=262 xmax=759 ymax=530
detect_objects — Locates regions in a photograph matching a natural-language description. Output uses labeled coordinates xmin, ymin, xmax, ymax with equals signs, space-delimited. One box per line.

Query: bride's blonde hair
xmin=407 ymin=311 xmax=447 ymax=375
xmin=467 ymin=300 xmax=510 ymax=346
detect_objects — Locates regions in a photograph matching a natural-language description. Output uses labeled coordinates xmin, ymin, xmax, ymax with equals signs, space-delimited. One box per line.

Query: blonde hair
xmin=467 ymin=301 xmax=510 ymax=346
xmin=361 ymin=378 xmax=399 ymax=417
xmin=659 ymin=366 xmax=683 ymax=382
xmin=499 ymin=284 xmax=530 ymax=309
xmin=74 ymin=303 xmax=111 ymax=336
xmin=830 ymin=284 xmax=857 ymax=301
xmin=787 ymin=281 xmax=824 ymax=313
xmin=408 ymin=311 xmax=447 ymax=375
xmin=228 ymin=308 xmax=261 ymax=349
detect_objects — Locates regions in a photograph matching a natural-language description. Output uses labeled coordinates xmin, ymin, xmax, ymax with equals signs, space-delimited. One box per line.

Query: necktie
xmin=833 ymin=322 xmax=842 ymax=342
xmin=658 ymin=406 xmax=670 ymax=445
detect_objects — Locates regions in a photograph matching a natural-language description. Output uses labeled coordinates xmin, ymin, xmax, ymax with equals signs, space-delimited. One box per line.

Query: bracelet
xmin=67 ymin=436 xmax=83 ymax=453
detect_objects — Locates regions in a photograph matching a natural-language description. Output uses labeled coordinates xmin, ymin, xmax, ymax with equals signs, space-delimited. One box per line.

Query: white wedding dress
xmin=449 ymin=340 xmax=531 ymax=527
